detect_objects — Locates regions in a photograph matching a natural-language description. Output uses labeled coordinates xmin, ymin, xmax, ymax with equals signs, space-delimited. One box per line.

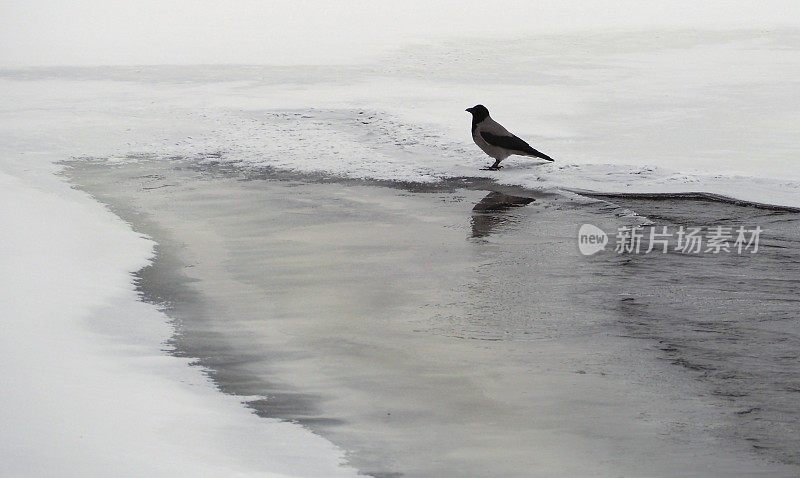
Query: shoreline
xmin=0 ymin=158 xmax=358 ymax=477
xmin=569 ymin=189 xmax=800 ymax=213
xmin=184 ymin=160 xmax=800 ymax=214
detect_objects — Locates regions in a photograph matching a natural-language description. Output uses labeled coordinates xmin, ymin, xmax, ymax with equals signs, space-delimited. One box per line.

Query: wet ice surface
xmin=66 ymin=159 xmax=800 ymax=477
xmin=592 ymin=197 xmax=800 ymax=463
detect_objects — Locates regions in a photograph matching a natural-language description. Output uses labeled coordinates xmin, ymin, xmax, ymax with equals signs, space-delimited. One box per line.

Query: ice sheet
xmin=3 ymin=31 xmax=797 ymax=208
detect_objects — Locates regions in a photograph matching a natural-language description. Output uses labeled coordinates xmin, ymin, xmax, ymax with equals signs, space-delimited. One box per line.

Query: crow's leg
xmin=480 ymin=160 xmax=504 ymax=171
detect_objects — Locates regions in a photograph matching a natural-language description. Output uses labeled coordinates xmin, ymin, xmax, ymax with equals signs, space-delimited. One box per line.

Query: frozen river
xmin=2 ymin=26 xmax=800 ymax=477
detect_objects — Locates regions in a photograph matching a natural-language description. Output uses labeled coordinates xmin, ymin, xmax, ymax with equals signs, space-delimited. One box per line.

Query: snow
xmin=0 ymin=157 xmax=359 ymax=477
xmin=4 ymin=30 xmax=796 ymax=208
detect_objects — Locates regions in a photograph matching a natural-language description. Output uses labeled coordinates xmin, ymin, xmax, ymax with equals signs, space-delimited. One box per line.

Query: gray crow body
xmin=466 ymin=105 xmax=555 ymax=170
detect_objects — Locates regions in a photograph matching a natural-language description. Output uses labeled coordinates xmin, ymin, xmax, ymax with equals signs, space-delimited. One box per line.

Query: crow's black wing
xmin=480 ymin=132 xmax=555 ymax=161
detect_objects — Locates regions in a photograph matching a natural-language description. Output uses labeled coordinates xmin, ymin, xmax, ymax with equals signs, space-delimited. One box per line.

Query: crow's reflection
xmin=471 ymin=192 xmax=535 ymax=238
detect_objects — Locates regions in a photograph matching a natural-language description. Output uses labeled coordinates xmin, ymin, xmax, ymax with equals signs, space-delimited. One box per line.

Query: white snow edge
xmin=0 ymin=157 xmax=358 ymax=478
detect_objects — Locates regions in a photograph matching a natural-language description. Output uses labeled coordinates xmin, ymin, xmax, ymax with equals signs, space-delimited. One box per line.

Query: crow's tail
xmin=526 ymin=146 xmax=555 ymax=162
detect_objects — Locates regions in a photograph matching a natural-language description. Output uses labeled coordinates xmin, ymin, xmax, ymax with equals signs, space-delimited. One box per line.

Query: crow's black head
xmin=465 ymin=104 xmax=490 ymax=122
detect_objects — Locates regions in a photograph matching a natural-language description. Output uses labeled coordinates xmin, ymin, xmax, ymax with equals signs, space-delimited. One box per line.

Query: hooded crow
xmin=466 ymin=105 xmax=555 ymax=170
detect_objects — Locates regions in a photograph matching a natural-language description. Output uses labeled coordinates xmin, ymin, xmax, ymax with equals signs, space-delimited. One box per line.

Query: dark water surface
xmin=66 ymin=159 xmax=800 ymax=477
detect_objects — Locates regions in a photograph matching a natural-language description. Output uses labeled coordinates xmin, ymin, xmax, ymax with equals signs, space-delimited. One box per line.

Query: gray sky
xmin=1 ymin=0 xmax=798 ymax=66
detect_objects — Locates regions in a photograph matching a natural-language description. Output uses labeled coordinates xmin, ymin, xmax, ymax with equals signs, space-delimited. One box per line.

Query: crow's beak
xmin=465 ymin=108 xmax=472 ymax=113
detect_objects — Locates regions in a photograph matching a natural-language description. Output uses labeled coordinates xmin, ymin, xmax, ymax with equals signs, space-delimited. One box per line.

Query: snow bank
xmin=0 ymin=158 xmax=358 ymax=477
xmin=132 ymin=106 xmax=800 ymax=211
